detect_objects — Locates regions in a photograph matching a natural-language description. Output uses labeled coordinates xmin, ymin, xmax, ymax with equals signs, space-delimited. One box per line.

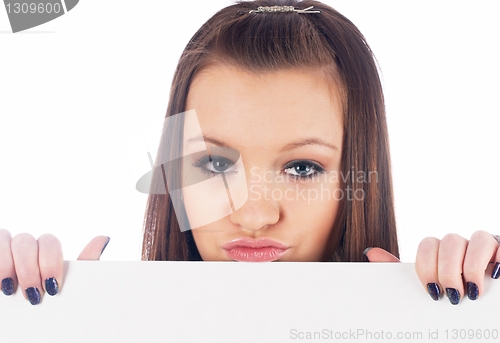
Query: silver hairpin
xmin=248 ymin=6 xmax=321 ymax=14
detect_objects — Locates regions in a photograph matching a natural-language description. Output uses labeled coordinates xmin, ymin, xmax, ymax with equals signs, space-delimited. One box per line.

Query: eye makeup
xmin=191 ymin=154 xmax=327 ymax=182
xmin=282 ymin=159 xmax=326 ymax=181
xmin=192 ymin=154 xmax=238 ymax=177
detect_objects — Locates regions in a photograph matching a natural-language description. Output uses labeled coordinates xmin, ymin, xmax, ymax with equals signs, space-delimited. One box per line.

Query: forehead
xmin=185 ymin=64 xmax=343 ymax=150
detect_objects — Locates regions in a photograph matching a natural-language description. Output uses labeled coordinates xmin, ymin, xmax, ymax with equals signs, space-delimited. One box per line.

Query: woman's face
xmin=182 ymin=64 xmax=344 ymax=262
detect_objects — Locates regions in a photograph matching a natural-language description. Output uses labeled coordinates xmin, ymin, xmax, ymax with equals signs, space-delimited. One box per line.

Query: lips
xmin=222 ymin=238 xmax=289 ymax=262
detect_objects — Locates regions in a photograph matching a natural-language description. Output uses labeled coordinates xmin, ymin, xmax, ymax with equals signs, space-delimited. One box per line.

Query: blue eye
xmin=192 ymin=155 xmax=236 ymax=176
xmin=283 ymin=160 xmax=325 ymax=180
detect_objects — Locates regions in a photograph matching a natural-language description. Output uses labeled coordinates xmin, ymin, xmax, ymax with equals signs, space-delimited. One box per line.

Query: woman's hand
xmin=365 ymin=230 xmax=500 ymax=305
xmin=0 ymin=229 xmax=109 ymax=305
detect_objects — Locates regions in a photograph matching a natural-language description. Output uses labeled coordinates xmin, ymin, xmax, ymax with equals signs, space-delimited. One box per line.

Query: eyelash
xmin=282 ymin=160 xmax=326 ymax=181
xmin=192 ymin=156 xmax=325 ymax=181
xmin=192 ymin=155 xmax=237 ymax=177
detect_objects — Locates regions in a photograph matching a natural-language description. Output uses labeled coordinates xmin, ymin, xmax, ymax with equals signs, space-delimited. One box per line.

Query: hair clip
xmin=248 ymin=6 xmax=321 ymax=14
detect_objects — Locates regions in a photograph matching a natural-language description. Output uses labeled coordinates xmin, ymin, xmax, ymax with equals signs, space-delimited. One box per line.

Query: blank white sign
xmin=1 ymin=262 xmax=499 ymax=342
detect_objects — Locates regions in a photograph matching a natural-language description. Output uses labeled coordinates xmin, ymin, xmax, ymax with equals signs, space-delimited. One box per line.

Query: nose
xmin=229 ymin=178 xmax=280 ymax=232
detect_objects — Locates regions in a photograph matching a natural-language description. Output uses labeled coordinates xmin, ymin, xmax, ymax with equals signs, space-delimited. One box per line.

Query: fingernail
xmin=101 ymin=237 xmax=110 ymax=256
xmin=491 ymin=262 xmax=500 ymax=279
xmin=1 ymin=278 xmax=14 ymax=296
xmin=25 ymin=287 xmax=41 ymax=305
xmin=427 ymin=283 xmax=441 ymax=301
xmin=363 ymin=247 xmax=372 ymax=256
xmin=467 ymin=282 xmax=479 ymax=301
xmin=45 ymin=277 xmax=59 ymax=296
xmin=445 ymin=288 xmax=460 ymax=305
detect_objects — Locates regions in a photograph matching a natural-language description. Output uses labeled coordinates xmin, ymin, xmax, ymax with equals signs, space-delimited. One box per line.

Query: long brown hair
xmin=141 ymin=0 xmax=399 ymax=262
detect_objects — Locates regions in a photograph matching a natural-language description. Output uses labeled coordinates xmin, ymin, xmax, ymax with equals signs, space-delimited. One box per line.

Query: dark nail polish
xmin=25 ymin=287 xmax=41 ymax=305
xmin=101 ymin=237 xmax=110 ymax=255
xmin=492 ymin=262 xmax=500 ymax=279
xmin=446 ymin=288 xmax=460 ymax=305
xmin=467 ymin=282 xmax=479 ymax=300
xmin=362 ymin=247 xmax=372 ymax=256
xmin=427 ymin=283 xmax=441 ymax=301
xmin=45 ymin=277 xmax=59 ymax=296
xmin=1 ymin=278 xmax=14 ymax=296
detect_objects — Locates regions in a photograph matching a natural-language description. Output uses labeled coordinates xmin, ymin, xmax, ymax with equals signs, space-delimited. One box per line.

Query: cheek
xmin=182 ymin=155 xmax=248 ymax=230
xmin=183 ymin=179 xmax=232 ymax=230
xmin=279 ymin=180 xmax=340 ymax=249
xmin=191 ymin=228 xmax=220 ymax=261
xmin=190 ymin=219 xmax=232 ymax=261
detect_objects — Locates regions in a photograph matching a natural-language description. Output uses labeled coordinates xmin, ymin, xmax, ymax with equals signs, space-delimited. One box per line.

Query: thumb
xmin=364 ymin=247 xmax=400 ymax=262
xmin=77 ymin=236 xmax=110 ymax=260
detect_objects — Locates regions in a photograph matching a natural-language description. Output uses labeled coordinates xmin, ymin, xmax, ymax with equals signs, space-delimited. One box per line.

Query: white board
xmin=1 ymin=262 xmax=499 ymax=342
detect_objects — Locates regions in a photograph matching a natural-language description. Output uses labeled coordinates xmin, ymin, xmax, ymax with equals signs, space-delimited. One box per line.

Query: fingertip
xmin=38 ymin=233 xmax=64 ymax=296
xmin=492 ymin=262 xmax=500 ymax=279
xmin=44 ymin=277 xmax=59 ymax=296
xmin=11 ymin=234 xmax=43 ymax=303
xmin=101 ymin=236 xmax=110 ymax=256
xmin=78 ymin=235 xmax=111 ymax=260
xmin=445 ymin=287 xmax=461 ymax=305
xmin=364 ymin=247 xmax=400 ymax=262
xmin=1 ymin=277 xmax=15 ymax=296
xmin=363 ymin=247 xmax=377 ymax=261
xmin=427 ymin=282 xmax=442 ymax=301
xmin=466 ymin=281 xmax=479 ymax=301
xmin=25 ymin=286 xmax=42 ymax=305
xmin=0 ymin=231 xmax=16 ymax=293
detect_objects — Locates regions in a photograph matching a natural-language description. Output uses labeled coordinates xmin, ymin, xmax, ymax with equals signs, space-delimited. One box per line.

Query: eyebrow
xmin=279 ymin=137 xmax=339 ymax=152
xmin=186 ymin=134 xmax=339 ymax=152
xmin=186 ymin=134 xmax=230 ymax=148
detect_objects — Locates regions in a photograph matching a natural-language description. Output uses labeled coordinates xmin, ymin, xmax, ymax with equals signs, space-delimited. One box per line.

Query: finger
xmin=364 ymin=247 xmax=400 ymax=262
xmin=491 ymin=238 xmax=500 ymax=279
xmin=0 ymin=229 xmax=17 ymax=296
xmin=462 ymin=230 xmax=499 ymax=301
xmin=77 ymin=236 xmax=110 ymax=260
xmin=437 ymin=234 xmax=468 ymax=305
xmin=11 ymin=233 xmax=43 ymax=305
xmin=415 ymin=237 xmax=441 ymax=301
xmin=38 ymin=234 xmax=63 ymax=296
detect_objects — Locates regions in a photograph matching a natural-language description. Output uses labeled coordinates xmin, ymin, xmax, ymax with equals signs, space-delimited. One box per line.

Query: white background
xmin=0 ymin=0 xmax=499 ymax=262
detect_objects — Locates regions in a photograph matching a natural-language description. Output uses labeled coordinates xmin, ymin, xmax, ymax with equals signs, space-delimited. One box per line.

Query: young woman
xmin=1 ymin=0 xmax=499 ymax=307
